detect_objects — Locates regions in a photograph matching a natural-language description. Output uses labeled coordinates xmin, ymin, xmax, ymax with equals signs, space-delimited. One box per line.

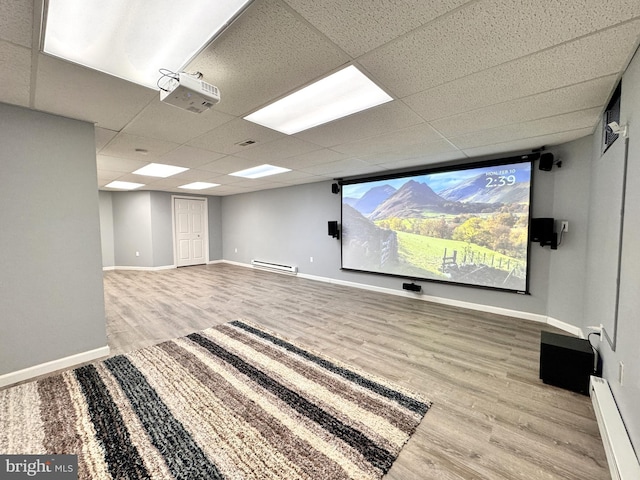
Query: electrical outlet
xmin=135 ymin=251 xmax=140 ymax=257
xmin=234 ymin=248 xmax=238 ymax=253
xmin=619 ymin=361 xmax=624 ymax=385
xmin=561 ymin=221 xmax=569 ymax=232
xmin=310 ymin=256 xmax=314 ymax=263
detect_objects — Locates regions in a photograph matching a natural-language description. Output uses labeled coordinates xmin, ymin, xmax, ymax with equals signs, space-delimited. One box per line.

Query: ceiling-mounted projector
xmin=160 ymin=72 xmax=220 ymax=114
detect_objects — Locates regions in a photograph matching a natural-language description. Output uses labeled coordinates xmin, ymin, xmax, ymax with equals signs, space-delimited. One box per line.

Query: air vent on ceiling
xmin=237 ymin=139 xmax=257 ymax=147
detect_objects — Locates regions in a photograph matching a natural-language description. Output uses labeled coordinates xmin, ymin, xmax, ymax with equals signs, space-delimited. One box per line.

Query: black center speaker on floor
xmin=539 ymin=331 xmax=595 ymax=395
xmin=402 ymin=282 xmax=422 ymax=292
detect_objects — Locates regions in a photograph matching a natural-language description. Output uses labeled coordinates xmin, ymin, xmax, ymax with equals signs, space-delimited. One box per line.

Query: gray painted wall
xmin=113 ymin=191 xmax=154 ymax=267
xmin=0 ymin=103 xmax=107 ymax=374
xmin=208 ymin=194 xmax=223 ymax=261
xmin=546 ymin=136 xmax=592 ymax=324
xmin=151 ymin=192 xmax=174 ymax=267
xmin=99 ymin=191 xmax=115 ymax=267
xmin=101 ymin=191 xmax=222 ymax=268
xmin=591 ymin=47 xmax=640 ymax=453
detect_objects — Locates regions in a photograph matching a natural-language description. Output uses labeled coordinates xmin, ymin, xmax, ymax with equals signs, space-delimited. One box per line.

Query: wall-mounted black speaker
xmin=331 ymin=183 xmax=340 ymax=194
xmin=531 ymin=218 xmax=554 ymax=242
xmin=328 ymin=221 xmax=339 ymax=239
xmin=402 ymin=282 xmax=422 ymax=292
xmin=531 ymin=218 xmax=557 ymax=249
xmin=539 ymin=153 xmax=554 ymax=171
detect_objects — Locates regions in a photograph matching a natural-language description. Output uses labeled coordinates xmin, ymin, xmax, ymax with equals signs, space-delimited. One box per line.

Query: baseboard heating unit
xmin=590 ymin=376 xmax=640 ymax=480
xmin=251 ymin=260 xmax=298 ymax=275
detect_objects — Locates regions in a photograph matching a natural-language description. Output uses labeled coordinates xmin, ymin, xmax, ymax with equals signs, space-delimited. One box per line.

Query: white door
xmin=174 ymin=197 xmax=207 ymax=267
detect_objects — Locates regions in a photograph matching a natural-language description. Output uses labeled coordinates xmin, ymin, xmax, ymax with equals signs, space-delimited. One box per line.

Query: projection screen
xmin=341 ymin=155 xmax=534 ymax=293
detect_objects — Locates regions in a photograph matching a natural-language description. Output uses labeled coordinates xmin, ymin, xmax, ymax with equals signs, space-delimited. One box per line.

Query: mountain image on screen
xmin=344 ymin=184 xmax=396 ymax=214
xmin=341 ymin=160 xmax=532 ymax=292
xmin=369 ymin=180 xmax=446 ymax=220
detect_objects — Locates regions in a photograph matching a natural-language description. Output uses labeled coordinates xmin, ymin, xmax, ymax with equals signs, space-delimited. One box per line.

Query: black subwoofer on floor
xmin=539 ymin=331 xmax=595 ymax=395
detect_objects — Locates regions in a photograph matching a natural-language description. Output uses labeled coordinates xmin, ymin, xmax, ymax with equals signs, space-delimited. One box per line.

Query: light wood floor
xmin=104 ymin=263 xmax=609 ymax=480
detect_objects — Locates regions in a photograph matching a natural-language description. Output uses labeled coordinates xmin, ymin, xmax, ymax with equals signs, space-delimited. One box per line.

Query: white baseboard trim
xmin=207 ymin=259 xmax=224 ymax=265
xmin=0 ymin=345 xmax=111 ymax=389
xmin=103 ymin=265 xmax=176 ymax=272
xmin=222 ymin=259 xmax=251 ymax=268
xmin=547 ymin=316 xmax=585 ymax=338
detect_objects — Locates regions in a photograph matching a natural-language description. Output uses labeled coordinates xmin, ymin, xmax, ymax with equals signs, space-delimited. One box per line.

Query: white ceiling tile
xmin=113 ymin=173 xmax=167 ymax=185
xmin=0 ymin=41 xmax=30 ymax=107
xmin=299 ymin=158 xmax=388 ymax=177
xmin=233 ymin=136 xmax=322 ymax=162
xmin=96 ymin=170 xmax=125 ymax=184
xmin=187 ymin=0 xmax=350 ymax=117
xmin=95 ymin=127 xmax=118 ymax=151
xmin=274 ymin=170 xmax=322 ymax=182
xmin=431 ymin=76 xmax=615 ymax=137
xmin=295 ymin=101 xmax=424 ymax=148
xmin=188 ymin=118 xmax=284 ymax=154
xmin=122 ymin=99 xmax=235 ymax=144
xmin=403 ymin=21 xmax=640 ymax=121
xmin=360 ymin=0 xmax=640 ymax=98
xmin=205 ymin=184 xmax=253 ymax=195
xmin=282 ymin=174 xmax=326 ymax=186
xmin=196 ymin=155 xmax=262 ymax=174
xmin=35 ymin=55 xmax=157 ymax=130
xmin=449 ymin=108 xmax=601 ymax=150
xmin=119 ymin=171 xmax=151 ymax=185
xmin=359 ymin=139 xmax=462 ymax=166
xmin=284 ymin=0 xmax=472 ymax=57
xmin=374 ymin=151 xmax=465 ymax=172
xmin=200 ymin=174 xmax=246 ymax=185
xmin=148 ymin=173 xmax=244 ymax=189
xmin=149 ymin=178 xmax=193 ymax=188
xmin=176 ymin=184 xmax=222 ymax=193
xmin=0 ymin=0 xmax=33 ymax=48
xmin=224 ymin=177 xmax=289 ymax=190
xmin=159 ymin=146 xmax=226 ymax=168
xmin=276 ymin=148 xmax=347 ymax=169
xmin=332 ymin=123 xmax=443 ymax=156
xmin=462 ymin=128 xmax=594 ymax=158
xmin=96 ymin=155 xmax=149 ymax=173
xmin=100 ymin=133 xmax=181 ymax=160
xmin=158 ymin=169 xmax=209 ymax=182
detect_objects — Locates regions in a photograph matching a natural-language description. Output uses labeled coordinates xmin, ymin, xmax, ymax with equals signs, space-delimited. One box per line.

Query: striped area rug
xmin=0 ymin=321 xmax=430 ymax=480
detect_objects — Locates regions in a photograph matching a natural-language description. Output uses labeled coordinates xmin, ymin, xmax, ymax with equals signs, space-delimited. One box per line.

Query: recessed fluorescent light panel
xmin=230 ymin=164 xmax=291 ymax=179
xmin=133 ymin=163 xmax=188 ymax=178
xmin=179 ymin=182 xmax=220 ymax=190
xmin=43 ymin=0 xmax=252 ymax=89
xmin=105 ymin=181 xmax=145 ymax=190
xmin=244 ymin=65 xmax=393 ymax=135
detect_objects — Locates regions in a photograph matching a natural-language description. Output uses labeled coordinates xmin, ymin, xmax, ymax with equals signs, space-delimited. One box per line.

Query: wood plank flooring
xmin=104 ymin=263 xmax=609 ymax=479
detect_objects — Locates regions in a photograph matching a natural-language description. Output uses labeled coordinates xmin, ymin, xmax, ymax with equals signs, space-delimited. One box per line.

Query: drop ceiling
xmin=1 ymin=0 xmax=639 ymax=195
